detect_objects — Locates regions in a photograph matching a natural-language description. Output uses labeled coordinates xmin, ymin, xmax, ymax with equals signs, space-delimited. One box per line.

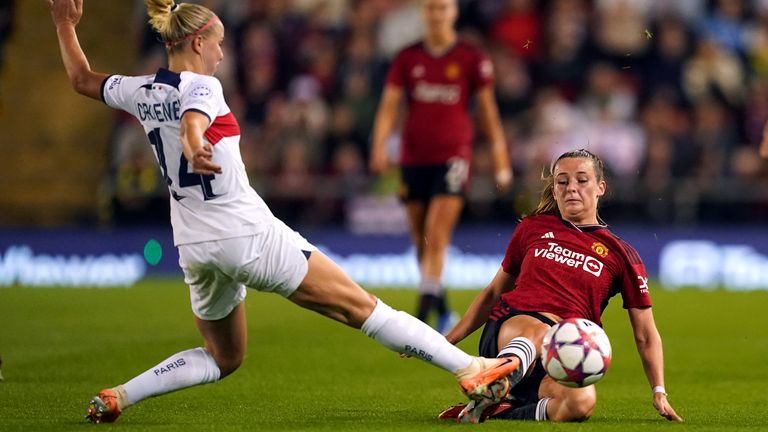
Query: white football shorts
xmin=178 ymin=219 xmax=317 ymax=321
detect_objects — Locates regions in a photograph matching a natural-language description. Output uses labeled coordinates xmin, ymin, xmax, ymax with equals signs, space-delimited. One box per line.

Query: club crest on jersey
xmin=412 ymin=64 xmax=425 ymax=78
xmin=190 ymin=85 xmax=212 ymax=98
xmin=591 ymin=242 xmax=609 ymax=258
xmin=444 ymin=62 xmax=460 ymax=80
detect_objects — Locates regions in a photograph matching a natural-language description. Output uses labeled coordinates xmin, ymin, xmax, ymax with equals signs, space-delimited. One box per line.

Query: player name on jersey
xmin=137 ymin=101 xmax=181 ymax=123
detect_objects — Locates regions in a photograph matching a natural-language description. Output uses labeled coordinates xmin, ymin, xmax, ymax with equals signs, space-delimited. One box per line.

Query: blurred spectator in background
xmin=534 ymin=0 xmax=591 ymax=100
xmin=0 ymin=0 xmax=13 ymax=68
xmin=489 ymin=0 xmax=542 ymax=63
xmin=82 ymin=0 xmax=768 ymax=228
xmin=699 ymin=0 xmax=749 ymax=56
xmin=0 ymin=0 xmax=15 ymax=112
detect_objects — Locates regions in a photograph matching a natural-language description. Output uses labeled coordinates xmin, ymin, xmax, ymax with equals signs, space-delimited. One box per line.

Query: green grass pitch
xmin=1 ymin=279 xmax=767 ymax=431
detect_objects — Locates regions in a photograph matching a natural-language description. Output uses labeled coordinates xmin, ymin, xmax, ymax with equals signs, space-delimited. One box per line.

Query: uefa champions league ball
xmin=540 ymin=318 xmax=612 ymax=388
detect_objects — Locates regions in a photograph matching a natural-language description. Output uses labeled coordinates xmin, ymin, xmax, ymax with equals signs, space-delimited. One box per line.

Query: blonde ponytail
xmin=144 ymin=0 xmax=217 ymax=54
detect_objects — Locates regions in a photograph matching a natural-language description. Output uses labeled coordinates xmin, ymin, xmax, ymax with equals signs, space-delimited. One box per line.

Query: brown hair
xmin=145 ymin=0 xmax=218 ymax=55
xmin=531 ymin=149 xmax=607 ymax=218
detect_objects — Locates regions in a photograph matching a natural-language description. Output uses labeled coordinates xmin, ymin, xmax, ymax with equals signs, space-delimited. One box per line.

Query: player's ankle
xmin=111 ymin=385 xmax=130 ymax=411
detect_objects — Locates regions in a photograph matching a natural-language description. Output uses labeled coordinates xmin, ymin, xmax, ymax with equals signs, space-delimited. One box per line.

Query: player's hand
xmin=653 ymin=392 xmax=683 ymax=422
xmin=494 ymin=167 xmax=513 ymax=194
xmin=48 ymin=0 xmax=83 ymax=27
xmin=190 ymin=144 xmax=222 ymax=175
xmin=369 ymin=149 xmax=390 ymax=175
xmin=760 ymin=139 xmax=768 ymax=159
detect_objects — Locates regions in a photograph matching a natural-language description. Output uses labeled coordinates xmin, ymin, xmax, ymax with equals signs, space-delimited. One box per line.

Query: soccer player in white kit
xmin=48 ymin=0 xmax=520 ymax=424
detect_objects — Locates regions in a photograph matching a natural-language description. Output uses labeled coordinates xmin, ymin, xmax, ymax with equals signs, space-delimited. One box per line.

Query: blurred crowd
xmin=106 ymin=0 xmax=768 ymax=228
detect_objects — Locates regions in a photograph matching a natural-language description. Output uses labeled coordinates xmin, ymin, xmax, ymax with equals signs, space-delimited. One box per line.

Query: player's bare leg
xmin=404 ymin=201 xmax=431 ymax=321
xmin=537 ymin=377 xmax=596 ymax=421
xmin=490 ymin=376 xmax=595 ymax=422
xmin=405 ymin=196 xmax=463 ymax=332
xmin=456 ymin=315 xmax=550 ymax=423
xmin=288 ymin=250 xmax=519 ymax=401
xmin=194 ymin=303 xmax=247 ymax=379
xmin=422 ymin=195 xmax=463 ymax=333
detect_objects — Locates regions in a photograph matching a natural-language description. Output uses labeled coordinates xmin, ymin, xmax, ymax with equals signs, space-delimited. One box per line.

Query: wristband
xmin=652 ymin=386 xmax=667 ymax=396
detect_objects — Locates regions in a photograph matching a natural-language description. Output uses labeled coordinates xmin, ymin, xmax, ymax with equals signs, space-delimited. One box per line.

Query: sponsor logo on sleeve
xmin=479 ymin=59 xmax=493 ymax=78
xmin=637 ymin=276 xmax=649 ymax=294
xmin=190 ymin=85 xmax=212 ymax=98
xmin=108 ymin=76 xmax=123 ymax=91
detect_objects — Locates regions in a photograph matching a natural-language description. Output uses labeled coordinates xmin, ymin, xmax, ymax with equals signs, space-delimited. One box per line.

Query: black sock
xmin=491 ymin=398 xmax=549 ymax=421
xmin=433 ymin=292 xmax=448 ymax=315
xmin=416 ymin=294 xmax=433 ymax=322
xmin=491 ymin=403 xmax=536 ymax=420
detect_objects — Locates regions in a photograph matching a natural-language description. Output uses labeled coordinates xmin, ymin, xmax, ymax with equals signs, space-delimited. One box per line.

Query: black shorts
xmin=400 ymin=158 xmax=469 ymax=203
xmin=478 ymin=302 xmax=556 ymax=406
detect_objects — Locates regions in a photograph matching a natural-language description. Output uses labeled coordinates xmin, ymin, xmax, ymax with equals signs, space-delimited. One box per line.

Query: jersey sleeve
xmin=616 ymin=240 xmax=653 ymax=309
xmin=384 ymin=50 xmax=408 ymax=89
xmin=179 ymin=76 xmax=224 ymax=125
xmin=472 ymin=49 xmax=494 ymax=90
xmin=101 ymin=75 xmax=146 ymax=115
xmin=501 ymin=218 xmax=528 ymax=278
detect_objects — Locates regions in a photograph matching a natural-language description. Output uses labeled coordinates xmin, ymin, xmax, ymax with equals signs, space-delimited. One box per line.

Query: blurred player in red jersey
xmin=370 ymin=0 xmax=512 ymax=334
xmin=438 ymin=149 xmax=683 ymax=423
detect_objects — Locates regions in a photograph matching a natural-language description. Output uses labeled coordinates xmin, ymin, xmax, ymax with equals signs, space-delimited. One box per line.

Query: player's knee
xmin=213 ymin=350 xmax=244 ymax=378
xmin=564 ymin=390 xmax=596 ymax=422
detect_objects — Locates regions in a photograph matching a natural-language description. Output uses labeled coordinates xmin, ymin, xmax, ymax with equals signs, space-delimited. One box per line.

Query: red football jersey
xmin=385 ymin=41 xmax=494 ymax=165
xmin=498 ymin=213 xmax=652 ymax=325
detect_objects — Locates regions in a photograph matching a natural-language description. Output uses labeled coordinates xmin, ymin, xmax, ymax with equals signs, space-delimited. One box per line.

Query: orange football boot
xmin=85 ymin=389 xmax=122 ymax=424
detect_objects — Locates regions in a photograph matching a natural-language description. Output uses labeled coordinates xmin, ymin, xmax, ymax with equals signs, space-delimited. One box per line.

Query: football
xmin=540 ymin=318 xmax=612 ymax=388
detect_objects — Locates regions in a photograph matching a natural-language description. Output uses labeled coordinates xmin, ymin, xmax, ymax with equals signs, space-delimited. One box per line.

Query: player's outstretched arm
xmin=444 ymin=267 xmax=514 ymax=345
xmin=760 ymin=120 xmax=768 ymax=158
xmin=180 ymin=111 xmax=222 ymax=175
xmin=475 ymin=86 xmax=512 ymax=192
xmin=369 ymin=85 xmax=402 ymax=175
xmin=48 ymin=0 xmax=108 ymax=101
xmin=628 ymin=307 xmax=683 ymax=422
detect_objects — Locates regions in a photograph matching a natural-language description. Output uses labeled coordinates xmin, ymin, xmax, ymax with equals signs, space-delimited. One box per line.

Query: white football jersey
xmin=102 ymin=69 xmax=273 ymax=245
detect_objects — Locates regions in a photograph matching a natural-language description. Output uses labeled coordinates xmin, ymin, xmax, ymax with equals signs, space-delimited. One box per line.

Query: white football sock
xmin=121 ymin=347 xmax=220 ymax=407
xmin=418 ymin=277 xmax=442 ymax=295
xmin=361 ymin=299 xmax=472 ymax=373
xmin=498 ymin=336 xmax=536 ymax=378
xmin=535 ymin=397 xmax=550 ymax=421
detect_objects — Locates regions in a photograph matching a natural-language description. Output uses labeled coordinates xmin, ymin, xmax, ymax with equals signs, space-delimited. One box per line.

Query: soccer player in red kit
xmin=439 ymin=149 xmax=683 ymax=423
xmin=370 ymin=0 xmax=512 ymax=334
